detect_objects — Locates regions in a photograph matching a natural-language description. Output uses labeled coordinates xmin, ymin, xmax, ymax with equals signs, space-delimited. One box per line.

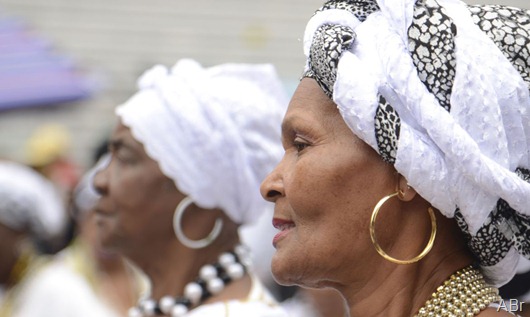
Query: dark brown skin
xmin=93 ymin=122 xmax=250 ymax=305
xmin=260 ymin=78 xmax=512 ymax=317
xmin=0 ymin=223 xmax=25 ymax=286
xmin=77 ymin=209 xmax=139 ymax=315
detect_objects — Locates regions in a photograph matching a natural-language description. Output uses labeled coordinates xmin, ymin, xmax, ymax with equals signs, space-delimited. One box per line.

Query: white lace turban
xmin=116 ymin=59 xmax=287 ymax=225
xmin=0 ymin=161 xmax=66 ymax=240
xmin=302 ymin=0 xmax=530 ymax=286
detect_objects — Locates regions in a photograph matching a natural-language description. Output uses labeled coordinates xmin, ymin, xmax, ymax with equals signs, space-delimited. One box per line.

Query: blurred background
xmin=1 ymin=1 xmax=529 ymax=316
xmin=0 ymin=0 xmax=528 ymax=169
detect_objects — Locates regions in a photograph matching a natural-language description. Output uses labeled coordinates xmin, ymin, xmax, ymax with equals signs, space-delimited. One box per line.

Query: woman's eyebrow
xmin=281 ymin=116 xmax=294 ymax=135
xmin=281 ymin=113 xmax=309 ymax=132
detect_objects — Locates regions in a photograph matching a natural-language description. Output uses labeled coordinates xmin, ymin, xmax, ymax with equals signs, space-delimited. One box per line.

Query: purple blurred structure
xmin=0 ymin=16 xmax=93 ymax=111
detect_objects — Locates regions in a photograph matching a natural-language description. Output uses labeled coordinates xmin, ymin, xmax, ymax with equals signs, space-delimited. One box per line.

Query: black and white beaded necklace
xmin=128 ymin=245 xmax=251 ymax=317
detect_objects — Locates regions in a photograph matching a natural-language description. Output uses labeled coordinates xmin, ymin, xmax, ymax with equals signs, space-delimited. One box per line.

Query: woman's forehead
xmin=284 ymin=79 xmax=341 ymax=127
xmin=110 ymin=123 xmax=145 ymax=153
xmin=289 ymin=79 xmax=334 ymax=110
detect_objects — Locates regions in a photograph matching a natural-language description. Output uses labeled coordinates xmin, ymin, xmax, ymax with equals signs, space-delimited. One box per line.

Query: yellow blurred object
xmin=26 ymin=124 xmax=71 ymax=167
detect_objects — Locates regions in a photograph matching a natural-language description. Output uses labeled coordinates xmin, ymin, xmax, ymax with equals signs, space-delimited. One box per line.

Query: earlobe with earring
xmin=369 ymin=189 xmax=437 ymax=264
xmin=173 ymin=196 xmax=224 ymax=249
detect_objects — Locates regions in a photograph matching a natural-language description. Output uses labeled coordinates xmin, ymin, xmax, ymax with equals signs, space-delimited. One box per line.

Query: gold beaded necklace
xmin=415 ymin=265 xmax=501 ymax=317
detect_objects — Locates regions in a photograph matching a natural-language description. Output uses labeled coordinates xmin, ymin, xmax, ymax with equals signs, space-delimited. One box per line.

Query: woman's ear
xmin=398 ymin=174 xmax=417 ymax=202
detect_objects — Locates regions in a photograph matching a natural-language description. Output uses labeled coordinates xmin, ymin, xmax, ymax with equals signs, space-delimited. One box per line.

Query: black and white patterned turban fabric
xmin=303 ymin=0 xmax=530 ymax=287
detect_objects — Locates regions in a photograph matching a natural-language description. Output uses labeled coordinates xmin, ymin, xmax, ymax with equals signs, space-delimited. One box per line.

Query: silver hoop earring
xmin=173 ymin=196 xmax=224 ymax=249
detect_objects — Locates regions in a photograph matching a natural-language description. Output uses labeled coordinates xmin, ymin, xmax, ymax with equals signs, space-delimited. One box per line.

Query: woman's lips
xmin=272 ymin=218 xmax=295 ymax=247
xmin=95 ymin=208 xmax=113 ymax=218
xmin=94 ymin=208 xmax=115 ymax=226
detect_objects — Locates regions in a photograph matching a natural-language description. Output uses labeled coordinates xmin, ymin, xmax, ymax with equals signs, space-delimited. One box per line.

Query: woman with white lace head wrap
xmin=93 ymin=58 xmax=288 ymax=317
xmin=0 ymin=161 xmax=66 ymax=315
xmin=260 ymin=0 xmax=530 ymax=316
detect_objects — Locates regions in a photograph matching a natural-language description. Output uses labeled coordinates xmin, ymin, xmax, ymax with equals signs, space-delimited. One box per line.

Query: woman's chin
xmin=271 ymin=250 xmax=301 ymax=286
xmin=271 ymin=270 xmax=296 ymax=287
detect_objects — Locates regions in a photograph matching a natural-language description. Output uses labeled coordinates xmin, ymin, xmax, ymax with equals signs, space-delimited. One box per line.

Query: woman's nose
xmin=260 ymin=162 xmax=284 ymax=203
xmin=92 ymin=154 xmax=111 ymax=196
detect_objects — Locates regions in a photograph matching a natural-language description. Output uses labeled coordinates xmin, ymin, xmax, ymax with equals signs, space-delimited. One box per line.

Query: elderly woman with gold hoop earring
xmin=93 ymin=59 xmax=288 ymax=317
xmin=260 ymin=0 xmax=530 ymax=316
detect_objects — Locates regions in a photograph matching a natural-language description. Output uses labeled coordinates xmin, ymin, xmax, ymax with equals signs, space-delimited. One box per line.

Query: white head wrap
xmin=116 ymin=59 xmax=287 ymax=225
xmin=302 ymin=0 xmax=530 ymax=286
xmin=0 ymin=161 xmax=66 ymax=239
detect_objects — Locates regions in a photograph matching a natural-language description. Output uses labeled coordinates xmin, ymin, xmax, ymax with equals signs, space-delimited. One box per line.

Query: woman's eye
xmin=293 ymin=137 xmax=309 ymax=152
xmin=114 ymin=151 xmax=136 ymax=165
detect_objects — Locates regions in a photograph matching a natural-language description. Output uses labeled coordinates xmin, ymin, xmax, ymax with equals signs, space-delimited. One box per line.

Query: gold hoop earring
xmin=369 ymin=192 xmax=436 ymax=264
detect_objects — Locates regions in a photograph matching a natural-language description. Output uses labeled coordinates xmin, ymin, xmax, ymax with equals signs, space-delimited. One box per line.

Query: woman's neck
xmin=338 ymin=214 xmax=476 ymax=317
xmin=130 ymin=237 xmax=246 ymax=301
xmin=340 ymin=252 xmax=473 ymax=317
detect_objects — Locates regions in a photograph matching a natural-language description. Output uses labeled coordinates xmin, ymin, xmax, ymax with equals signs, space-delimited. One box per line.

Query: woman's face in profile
xmin=93 ymin=122 xmax=178 ymax=255
xmin=260 ymin=78 xmax=396 ymax=288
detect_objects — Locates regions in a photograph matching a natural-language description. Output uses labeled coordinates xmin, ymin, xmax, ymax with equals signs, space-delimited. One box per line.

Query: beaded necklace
xmin=128 ymin=245 xmax=251 ymax=317
xmin=415 ymin=265 xmax=501 ymax=317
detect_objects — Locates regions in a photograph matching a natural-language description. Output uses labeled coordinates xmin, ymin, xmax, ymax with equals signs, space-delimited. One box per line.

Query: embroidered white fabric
xmin=0 ymin=161 xmax=66 ymax=239
xmin=116 ymin=59 xmax=287 ymax=225
xmin=303 ymin=0 xmax=530 ymax=286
